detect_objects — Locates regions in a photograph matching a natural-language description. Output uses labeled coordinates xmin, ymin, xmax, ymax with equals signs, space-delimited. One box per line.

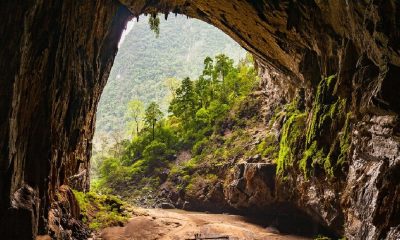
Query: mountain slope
xmin=95 ymin=15 xmax=245 ymax=140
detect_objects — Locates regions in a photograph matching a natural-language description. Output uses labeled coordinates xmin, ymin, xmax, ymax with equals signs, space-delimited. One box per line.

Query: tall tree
xmin=202 ymin=56 xmax=214 ymax=79
xmin=169 ymin=77 xmax=198 ymax=126
xmin=126 ymin=99 xmax=144 ymax=137
xmin=214 ymin=54 xmax=234 ymax=81
xmin=145 ymin=102 xmax=164 ymax=140
xmin=164 ymin=77 xmax=180 ymax=101
xmin=195 ymin=76 xmax=211 ymax=108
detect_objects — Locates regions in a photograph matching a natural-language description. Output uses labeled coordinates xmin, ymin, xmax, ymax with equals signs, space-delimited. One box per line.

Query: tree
xmin=145 ymin=102 xmax=164 ymax=140
xmin=169 ymin=77 xmax=198 ymax=126
xmin=195 ymin=76 xmax=211 ymax=108
xmin=202 ymin=56 xmax=214 ymax=78
xmin=164 ymin=77 xmax=180 ymax=101
xmin=214 ymin=54 xmax=234 ymax=81
xmin=126 ymin=100 xmax=144 ymax=137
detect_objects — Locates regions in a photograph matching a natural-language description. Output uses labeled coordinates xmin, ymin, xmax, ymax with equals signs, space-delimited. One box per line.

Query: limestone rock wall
xmin=0 ymin=1 xmax=132 ymax=238
xmin=223 ymin=60 xmax=400 ymax=239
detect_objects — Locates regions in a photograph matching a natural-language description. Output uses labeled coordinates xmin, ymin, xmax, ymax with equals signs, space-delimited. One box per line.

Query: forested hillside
xmin=95 ymin=15 xmax=245 ymax=144
xmin=92 ymin=54 xmax=259 ymax=208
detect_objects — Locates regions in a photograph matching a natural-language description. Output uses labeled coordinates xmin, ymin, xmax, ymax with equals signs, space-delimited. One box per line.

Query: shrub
xmin=143 ymin=141 xmax=167 ymax=158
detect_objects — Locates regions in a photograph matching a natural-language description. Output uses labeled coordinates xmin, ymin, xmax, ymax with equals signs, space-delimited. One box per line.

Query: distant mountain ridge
xmin=94 ymin=15 xmax=245 ymax=141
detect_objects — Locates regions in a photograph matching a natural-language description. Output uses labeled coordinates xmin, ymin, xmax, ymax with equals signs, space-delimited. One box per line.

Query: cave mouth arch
xmin=0 ymin=1 xmax=399 ymax=239
xmin=92 ymin=12 xmax=246 ymax=146
xmin=90 ymin=11 xmax=335 ymax=238
xmin=90 ymin=11 xmax=247 ymax=198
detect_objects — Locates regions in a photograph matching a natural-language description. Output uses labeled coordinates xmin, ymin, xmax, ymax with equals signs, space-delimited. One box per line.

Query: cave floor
xmin=98 ymin=208 xmax=310 ymax=240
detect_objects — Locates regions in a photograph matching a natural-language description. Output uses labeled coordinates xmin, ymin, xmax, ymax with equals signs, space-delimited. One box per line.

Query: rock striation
xmin=0 ymin=1 xmax=132 ymax=238
xmin=0 ymin=0 xmax=399 ymax=239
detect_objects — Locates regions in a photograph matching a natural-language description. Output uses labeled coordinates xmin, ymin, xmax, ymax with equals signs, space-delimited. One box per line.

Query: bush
xmin=143 ymin=141 xmax=168 ymax=161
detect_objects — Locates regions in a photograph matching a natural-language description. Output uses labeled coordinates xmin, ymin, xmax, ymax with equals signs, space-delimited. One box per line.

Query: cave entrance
xmin=84 ymin=12 xmax=334 ymax=239
xmin=86 ymin=13 xmax=270 ymax=237
xmin=90 ymin=13 xmax=246 ymax=196
xmin=1 ymin=1 xmax=361 ymax=239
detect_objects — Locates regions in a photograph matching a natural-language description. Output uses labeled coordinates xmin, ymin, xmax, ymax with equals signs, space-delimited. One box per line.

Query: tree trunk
xmin=152 ymin=120 xmax=155 ymax=140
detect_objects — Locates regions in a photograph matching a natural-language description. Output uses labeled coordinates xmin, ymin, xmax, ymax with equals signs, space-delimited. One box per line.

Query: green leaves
xmin=143 ymin=141 xmax=168 ymax=162
xmin=169 ymin=77 xmax=197 ymax=125
xmin=145 ymin=102 xmax=163 ymax=126
xmin=148 ymin=14 xmax=160 ymax=38
xmin=93 ymin=54 xmax=258 ymax=202
xmin=169 ymin=54 xmax=257 ymax=132
xmin=126 ymin=99 xmax=144 ymax=137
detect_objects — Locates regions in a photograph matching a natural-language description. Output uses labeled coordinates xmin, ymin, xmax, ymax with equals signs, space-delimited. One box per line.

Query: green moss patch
xmin=276 ymin=104 xmax=306 ymax=176
xmin=273 ymin=75 xmax=352 ymax=179
xmin=73 ymin=190 xmax=131 ymax=231
xmin=302 ymin=75 xmax=351 ymax=178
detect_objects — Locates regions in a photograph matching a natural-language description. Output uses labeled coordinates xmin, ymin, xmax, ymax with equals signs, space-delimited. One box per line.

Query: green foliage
xmin=306 ymin=75 xmax=343 ymax=145
xmin=94 ymin=122 xmax=178 ymax=195
xmin=95 ymin=15 xmax=245 ymax=138
xmin=144 ymin=102 xmax=163 ymax=140
xmin=126 ymin=99 xmax=144 ymax=137
xmin=268 ymin=106 xmax=284 ymax=128
xmin=72 ymin=190 xmax=130 ymax=231
xmin=314 ymin=236 xmax=332 ymax=240
xmin=301 ymin=75 xmax=351 ymax=178
xmin=148 ymin=14 xmax=160 ymax=37
xmin=169 ymin=77 xmax=198 ymax=126
xmin=168 ymin=53 xmax=257 ymax=146
xmin=145 ymin=102 xmax=163 ymax=127
xmin=186 ymin=173 xmax=218 ymax=195
xmin=276 ymin=102 xmax=306 ymax=176
xmin=142 ymin=141 xmax=168 ymax=163
xmin=337 ymin=112 xmax=351 ymax=166
xmin=93 ymin=54 xmax=257 ymax=204
xmin=299 ymin=141 xmax=324 ymax=177
xmin=257 ymin=134 xmax=279 ymax=159
xmin=73 ymin=190 xmax=91 ymax=217
xmin=271 ymin=76 xmax=352 ymax=179
xmin=192 ymin=138 xmax=208 ymax=155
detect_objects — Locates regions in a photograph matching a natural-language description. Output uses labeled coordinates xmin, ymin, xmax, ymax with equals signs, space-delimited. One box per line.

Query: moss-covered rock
xmin=72 ymin=190 xmax=132 ymax=231
xmin=302 ymin=75 xmax=351 ymax=178
xmin=276 ymin=109 xmax=306 ymax=176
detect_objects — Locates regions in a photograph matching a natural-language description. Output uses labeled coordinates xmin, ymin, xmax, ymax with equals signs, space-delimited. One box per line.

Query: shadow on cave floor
xmin=98 ymin=208 xmax=315 ymax=240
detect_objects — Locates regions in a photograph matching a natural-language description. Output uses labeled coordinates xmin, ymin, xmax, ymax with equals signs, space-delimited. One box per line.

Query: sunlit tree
xmin=164 ymin=77 xmax=180 ymax=101
xmin=145 ymin=102 xmax=164 ymax=140
xmin=169 ymin=77 xmax=198 ymax=127
xmin=126 ymin=99 xmax=144 ymax=137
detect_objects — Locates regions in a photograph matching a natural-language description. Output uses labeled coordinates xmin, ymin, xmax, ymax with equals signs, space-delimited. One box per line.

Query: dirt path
xmin=99 ymin=208 xmax=310 ymax=240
